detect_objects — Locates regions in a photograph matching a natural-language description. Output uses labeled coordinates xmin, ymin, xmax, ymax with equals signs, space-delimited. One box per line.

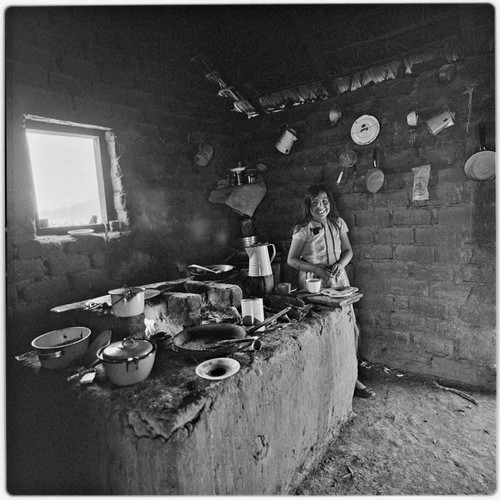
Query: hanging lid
xmin=100 ymin=337 xmax=153 ymax=361
xmin=351 ymin=115 xmax=380 ymax=145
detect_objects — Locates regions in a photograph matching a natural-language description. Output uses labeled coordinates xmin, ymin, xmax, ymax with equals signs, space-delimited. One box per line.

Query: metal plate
xmin=351 ymin=115 xmax=380 ymax=145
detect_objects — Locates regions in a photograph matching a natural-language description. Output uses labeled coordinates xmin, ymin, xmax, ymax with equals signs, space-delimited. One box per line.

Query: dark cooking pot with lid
xmin=173 ymin=323 xmax=247 ymax=362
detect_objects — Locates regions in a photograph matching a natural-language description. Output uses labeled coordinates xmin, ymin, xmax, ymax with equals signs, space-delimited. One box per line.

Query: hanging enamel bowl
xmin=350 ymin=115 xmax=380 ymax=145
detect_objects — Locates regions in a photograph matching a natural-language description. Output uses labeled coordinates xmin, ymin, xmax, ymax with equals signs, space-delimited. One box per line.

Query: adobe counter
xmin=13 ymin=280 xmax=358 ymax=495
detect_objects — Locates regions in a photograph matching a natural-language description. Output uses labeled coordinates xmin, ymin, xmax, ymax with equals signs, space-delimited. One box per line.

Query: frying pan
xmin=464 ymin=126 xmax=495 ymax=181
xmin=173 ymin=307 xmax=291 ymax=362
xmin=189 ymin=264 xmax=235 ymax=281
xmin=364 ymin=148 xmax=385 ymax=193
xmin=173 ymin=323 xmax=247 ymax=362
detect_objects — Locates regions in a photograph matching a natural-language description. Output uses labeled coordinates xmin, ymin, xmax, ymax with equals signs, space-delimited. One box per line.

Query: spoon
xmin=189 ymin=264 xmax=221 ymax=274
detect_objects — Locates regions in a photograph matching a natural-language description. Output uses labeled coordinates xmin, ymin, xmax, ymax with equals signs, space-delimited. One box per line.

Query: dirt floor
xmin=294 ymin=362 xmax=496 ymax=496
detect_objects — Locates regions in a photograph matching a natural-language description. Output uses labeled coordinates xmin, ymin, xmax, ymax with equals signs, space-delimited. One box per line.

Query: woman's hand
xmin=330 ymin=262 xmax=344 ymax=279
xmin=313 ymin=264 xmax=334 ymax=282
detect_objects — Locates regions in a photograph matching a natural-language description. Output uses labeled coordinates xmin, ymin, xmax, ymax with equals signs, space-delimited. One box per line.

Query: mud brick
xmin=390 ymin=278 xmax=428 ymax=297
xmin=362 ymin=245 xmax=392 ymax=259
xmin=392 ymin=208 xmax=431 ymax=226
xmin=21 ymin=276 xmax=70 ymax=303
xmin=47 ymin=254 xmax=91 ymax=276
xmin=167 ymin=293 xmax=202 ymax=327
xmin=378 ymin=227 xmax=414 ymax=244
xmin=394 ymin=245 xmax=434 ymax=262
xmin=17 ymin=238 xmax=64 ymax=260
xmin=413 ymin=263 xmax=454 ymax=282
xmin=206 ymin=283 xmax=243 ymax=310
xmin=411 ymin=333 xmax=454 ymax=356
xmin=10 ymin=258 xmax=45 ymax=282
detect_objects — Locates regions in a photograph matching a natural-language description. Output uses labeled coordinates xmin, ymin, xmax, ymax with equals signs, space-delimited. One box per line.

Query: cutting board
xmin=301 ymin=292 xmax=363 ymax=308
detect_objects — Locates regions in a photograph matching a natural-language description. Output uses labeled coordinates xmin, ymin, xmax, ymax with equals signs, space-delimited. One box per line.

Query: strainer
xmin=337 ymin=149 xmax=357 ymax=184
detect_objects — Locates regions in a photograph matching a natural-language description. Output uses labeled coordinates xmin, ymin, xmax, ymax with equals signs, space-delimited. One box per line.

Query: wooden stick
xmin=434 ymin=382 xmax=478 ymax=406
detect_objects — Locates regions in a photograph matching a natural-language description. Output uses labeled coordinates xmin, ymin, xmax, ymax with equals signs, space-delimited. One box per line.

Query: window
xmin=24 ymin=116 xmax=118 ymax=235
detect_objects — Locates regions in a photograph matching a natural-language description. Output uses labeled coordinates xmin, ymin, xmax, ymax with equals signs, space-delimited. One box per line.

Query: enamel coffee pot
xmin=246 ymin=243 xmax=276 ymax=277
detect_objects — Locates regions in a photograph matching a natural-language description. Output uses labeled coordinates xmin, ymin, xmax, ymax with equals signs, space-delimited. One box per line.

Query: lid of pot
xmin=101 ymin=337 xmax=153 ymax=360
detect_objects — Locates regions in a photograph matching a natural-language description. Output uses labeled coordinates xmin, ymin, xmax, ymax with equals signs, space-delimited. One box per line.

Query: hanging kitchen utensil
xmin=194 ymin=143 xmax=214 ymax=167
xmin=337 ymin=149 xmax=357 ymax=184
xmin=425 ymin=109 xmax=455 ymax=136
xmin=464 ymin=125 xmax=495 ymax=180
xmin=329 ymin=104 xmax=342 ymax=126
xmin=351 ymin=115 xmax=380 ymax=145
xmin=438 ymin=64 xmax=457 ymax=84
xmin=276 ymin=128 xmax=298 ymax=154
xmin=364 ymin=148 xmax=385 ymax=193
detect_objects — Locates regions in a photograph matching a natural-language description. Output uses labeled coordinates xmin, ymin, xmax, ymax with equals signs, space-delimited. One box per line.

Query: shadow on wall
xmin=105 ymin=230 xmax=187 ymax=286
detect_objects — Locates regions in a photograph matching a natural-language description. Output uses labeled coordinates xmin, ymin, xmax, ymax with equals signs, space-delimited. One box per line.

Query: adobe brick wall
xmin=5 ymin=8 xmax=245 ymax=353
xmin=240 ymin=55 xmax=495 ymax=390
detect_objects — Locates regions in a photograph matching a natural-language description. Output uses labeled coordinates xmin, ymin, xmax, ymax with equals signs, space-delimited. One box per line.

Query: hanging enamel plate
xmin=351 ymin=115 xmax=380 ymax=145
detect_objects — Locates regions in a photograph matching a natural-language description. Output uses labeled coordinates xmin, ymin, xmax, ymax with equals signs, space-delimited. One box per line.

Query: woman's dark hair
xmin=293 ymin=184 xmax=341 ymax=233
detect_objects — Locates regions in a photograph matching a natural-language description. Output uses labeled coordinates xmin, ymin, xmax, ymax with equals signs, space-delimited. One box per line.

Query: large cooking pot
xmin=188 ymin=264 xmax=235 ymax=281
xmin=464 ymin=125 xmax=495 ymax=181
xmin=173 ymin=323 xmax=247 ymax=362
xmin=97 ymin=337 xmax=157 ymax=386
xmin=31 ymin=326 xmax=92 ymax=369
xmin=108 ymin=287 xmax=145 ymax=317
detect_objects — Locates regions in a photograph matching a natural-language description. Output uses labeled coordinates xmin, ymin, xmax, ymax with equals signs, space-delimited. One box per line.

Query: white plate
xmin=196 ymin=357 xmax=241 ymax=380
xmin=351 ymin=115 xmax=380 ymax=145
xmin=68 ymin=229 xmax=94 ymax=236
xmin=321 ymin=286 xmax=358 ymax=298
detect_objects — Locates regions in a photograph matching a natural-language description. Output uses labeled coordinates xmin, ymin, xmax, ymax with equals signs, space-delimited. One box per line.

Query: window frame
xmin=24 ymin=117 xmax=118 ymax=236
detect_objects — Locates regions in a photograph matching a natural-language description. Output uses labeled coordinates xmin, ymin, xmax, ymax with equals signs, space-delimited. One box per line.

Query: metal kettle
xmin=245 ymin=243 xmax=276 ymax=277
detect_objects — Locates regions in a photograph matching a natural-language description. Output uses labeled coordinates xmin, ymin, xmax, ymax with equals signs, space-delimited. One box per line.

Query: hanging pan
xmin=364 ymin=148 xmax=385 ymax=194
xmin=464 ymin=125 xmax=495 ymax=181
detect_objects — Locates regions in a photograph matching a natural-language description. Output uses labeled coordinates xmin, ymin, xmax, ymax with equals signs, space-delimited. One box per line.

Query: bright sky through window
xmin=26 ymin=131 xmax=102 ymax=227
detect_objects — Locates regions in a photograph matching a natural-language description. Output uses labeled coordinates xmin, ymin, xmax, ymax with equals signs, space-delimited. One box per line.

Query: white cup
xmin=241 ymin=298 xmax=265 ymax=331
xmin=306 ymin=278 xmax=321 ymax=294
xmin=241 ymin=299 xmax=254 ymax=326
xmin=251 ymin=298 xmax=265 ymax=332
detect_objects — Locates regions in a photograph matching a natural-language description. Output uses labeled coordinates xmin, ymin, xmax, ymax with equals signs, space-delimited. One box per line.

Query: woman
xmin=287 ymin=184 xmax=375 ymax=398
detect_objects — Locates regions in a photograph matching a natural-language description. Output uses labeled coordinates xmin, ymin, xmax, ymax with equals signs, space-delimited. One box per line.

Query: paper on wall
xmin=412 ymin=164 xmax=431 ymax=202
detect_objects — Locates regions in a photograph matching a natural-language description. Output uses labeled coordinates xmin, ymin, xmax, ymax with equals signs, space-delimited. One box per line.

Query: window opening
xmin=24 ymin=116 xmax=120 ymax=235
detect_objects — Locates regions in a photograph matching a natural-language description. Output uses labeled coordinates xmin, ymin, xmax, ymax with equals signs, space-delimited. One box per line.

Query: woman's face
xmin=310 ymin=191 xmax=330 ymax=222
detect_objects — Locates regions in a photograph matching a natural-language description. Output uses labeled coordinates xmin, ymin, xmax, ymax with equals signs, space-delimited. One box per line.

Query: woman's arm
xmin=331 ymin=232 xmax=353 ymax=278
xmin=287 ymin=237 xmax=333 ymax=282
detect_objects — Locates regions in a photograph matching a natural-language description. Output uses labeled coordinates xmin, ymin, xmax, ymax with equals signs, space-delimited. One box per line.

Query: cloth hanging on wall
xmin=209 ymin=183 xmax=267 ymax=217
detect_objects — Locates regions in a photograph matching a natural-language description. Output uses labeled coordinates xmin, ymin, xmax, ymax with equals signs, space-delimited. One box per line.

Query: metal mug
xmin=425 ymin=110 xmax=455 ymax=136
xmin=275 ymin=128 xmax=298 ymax=154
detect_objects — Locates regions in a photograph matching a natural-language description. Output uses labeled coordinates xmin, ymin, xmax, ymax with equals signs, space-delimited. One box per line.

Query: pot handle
xmin=268 ymin=244 xmax=276 ymax=264
xmin=38 ymin=350 xmax=63 ymax=359
xmin=373 ymin=148 xmax=378 ymax=168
